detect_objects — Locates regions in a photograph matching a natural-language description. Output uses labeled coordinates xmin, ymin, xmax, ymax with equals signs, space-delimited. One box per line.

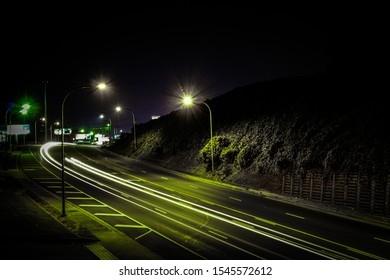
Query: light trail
xmin=40 ymin=142 xmax=377 ymax=259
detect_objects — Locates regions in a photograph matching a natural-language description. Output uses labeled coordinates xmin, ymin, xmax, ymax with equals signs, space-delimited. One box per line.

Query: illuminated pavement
xmin=8 ymin=144 xmax=390 ymax=260
xmin=1 ymin=148 xmax=160 ymax=260
xmin=0 ymin=169 xmax=98 ymax=260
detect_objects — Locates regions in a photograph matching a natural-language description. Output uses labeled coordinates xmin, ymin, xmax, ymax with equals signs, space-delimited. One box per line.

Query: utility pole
xmin=43 ymin=80 xmax=48 ymax=142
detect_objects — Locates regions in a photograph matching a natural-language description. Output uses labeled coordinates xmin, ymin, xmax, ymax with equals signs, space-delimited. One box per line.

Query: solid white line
xmin=229 ymin=196 xmax=242 ymax=202
xmin=115 ymin=224 xmax=147 ymax=228
xmin=79 ymin=204 xmax=107 ymax=207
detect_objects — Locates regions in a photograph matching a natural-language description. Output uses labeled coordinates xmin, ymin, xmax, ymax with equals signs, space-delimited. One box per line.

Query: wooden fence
xmin=281 ymin=172 xmax=390 ymax=217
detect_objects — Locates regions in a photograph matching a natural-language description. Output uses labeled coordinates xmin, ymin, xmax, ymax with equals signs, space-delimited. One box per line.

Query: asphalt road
xmin=23 ymin=143 xmax=390 ymax=260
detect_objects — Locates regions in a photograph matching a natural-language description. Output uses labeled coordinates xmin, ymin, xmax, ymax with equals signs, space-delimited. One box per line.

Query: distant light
xmin=99 ymin=114 xmax=104 ymax=119
xmin=115 ymin=106 xmax=122 ymax=112
xmin=182 ymin=95 xmax=194 ymax=107
xmin=151 ymin=115 xmax=160 ymax=120
xmin=22 ymin=104 xmax=31 ymax=110
xmin=97 ymin=83 xmax=107 ymax=90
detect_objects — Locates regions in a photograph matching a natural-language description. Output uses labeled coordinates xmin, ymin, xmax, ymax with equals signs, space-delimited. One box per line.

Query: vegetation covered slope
xmin=107 ymin=73 xmax=390 ymax=192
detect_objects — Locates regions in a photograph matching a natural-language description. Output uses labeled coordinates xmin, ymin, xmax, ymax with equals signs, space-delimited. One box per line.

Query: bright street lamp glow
xmin=97 ymin=83 xmax=107 ymax=90
xmin=182 ymin=95 xmax=194 ymax=106
xmin=115 ymin=106 xmax=122 ymax=112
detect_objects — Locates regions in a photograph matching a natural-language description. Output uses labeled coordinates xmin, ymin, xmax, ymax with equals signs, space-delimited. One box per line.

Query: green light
xmin=22 ymin=104 xmax=31 ymax=110
xmin=80 ymin=129 xmax=85 ymax=133
xmin=20 ymin=103 xmax=31 ymax=115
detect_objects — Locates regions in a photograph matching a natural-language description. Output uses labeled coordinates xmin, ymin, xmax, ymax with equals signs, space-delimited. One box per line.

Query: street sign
xmin=6 ymin=124 xmax=30 ymax=135
xmin=54 ymin=128 xmax=72 ymax=135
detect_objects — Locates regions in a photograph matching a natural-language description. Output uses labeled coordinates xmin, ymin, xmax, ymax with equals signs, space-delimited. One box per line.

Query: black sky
xmin=2 ymin=6 xmax=341 ymax=132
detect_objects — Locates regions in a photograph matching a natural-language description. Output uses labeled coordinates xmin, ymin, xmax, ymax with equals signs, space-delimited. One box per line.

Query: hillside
xmin=107 ymin=73 xmax=390 ymax=193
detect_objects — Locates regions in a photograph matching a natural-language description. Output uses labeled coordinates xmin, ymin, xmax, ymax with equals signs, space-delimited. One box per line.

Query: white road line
xmin=374 ymin=237 xmax=390 ymax=244
xmin=154 ymin=208 xmax=167 ymax=215
xmin=94 ymin=213 xmax=124 ymax=217
xmin=85 ymin=243 xmax=117 ymax=260
xmin=79 ymin=204 xmax=107 ymax=207
xmin=285 ymin=212 xmax=305 ymax=220
xmin=115 ymin=224 xmax=148 ymax=228
xmin=208 ymin=230 xmax=228 ymax=240
xmin=67 ymin=197 xmax=94 ymax=200
xmin=229 ymin=196 xmax=242 ymax=202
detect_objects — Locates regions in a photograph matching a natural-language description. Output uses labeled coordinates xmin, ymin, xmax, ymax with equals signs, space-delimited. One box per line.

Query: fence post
xmin=385 ymin=175 xmax=390 ymax=217
xmin=370 ymin=176 xmax=375 ymax=214
xmin=331 ymin=172 xmax=335 ymax=205
xmin=356 ymin=172 xmax=361 ymax=211
xmin=309 ymin=172 xmax=313 ymax=200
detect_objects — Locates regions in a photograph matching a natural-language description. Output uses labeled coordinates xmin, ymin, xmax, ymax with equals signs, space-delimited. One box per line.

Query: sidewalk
xmin=0 ymin=148 xmax=161 ymax=260
xmin=0 ymin=171 xmax=98 ymax=260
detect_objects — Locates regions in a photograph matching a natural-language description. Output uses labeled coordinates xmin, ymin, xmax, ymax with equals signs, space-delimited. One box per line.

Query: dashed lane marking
xmin=285 ymin=212 xmax=305 ymax=220
xmin=374 ymin=237 xmax=390 ymax=244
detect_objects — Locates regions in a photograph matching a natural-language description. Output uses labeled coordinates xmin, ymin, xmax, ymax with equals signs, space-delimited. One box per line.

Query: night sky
xmin=2 ymin=6 xmax=342 ymax=132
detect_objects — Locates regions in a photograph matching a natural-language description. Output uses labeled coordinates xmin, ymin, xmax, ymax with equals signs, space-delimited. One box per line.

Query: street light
xmin=50 ymin=121 xmax=60 ymax=141
xmin=182 ymin=94 xmax=214 ymax=172
xmin=99 ymin=114 xmax=112 ymax=136
xmin=61 ymin=83 xmax=107 ymax=217
xmin=115 ymin=106 xmax=136 ymax=151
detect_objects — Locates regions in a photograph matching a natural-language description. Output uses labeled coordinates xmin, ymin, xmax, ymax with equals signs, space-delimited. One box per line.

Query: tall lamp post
xmin=61 ymin=83 xmax=107 ymax=217
xmin=182 ymin=95 xmax=214 ymax=172
xmin=115 ymin=106 xmax=137 ymax=152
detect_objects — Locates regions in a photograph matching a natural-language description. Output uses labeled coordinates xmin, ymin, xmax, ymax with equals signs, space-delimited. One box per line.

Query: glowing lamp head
xmin=115 ymin=106 xmax=122 ymax=112
xmin=182 ymin=95 xmax=194 ymax=107
xmin=97 ymin=83 xmax=107 ymax=90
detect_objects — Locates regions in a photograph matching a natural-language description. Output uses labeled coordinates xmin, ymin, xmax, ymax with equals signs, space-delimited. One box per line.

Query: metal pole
xmin=44 ymin=80 xmax=48 ymax=143
xmin=131 ymin=111 xmax=137 ymax=151
xmin=34 ymin=120 xmax=37 ymax=144
xmin=61 ymin=97 xmax=66 ymax=217
xmin=202 ymin=102 xmax=214 ymax=172
xmin=61 ymin=86 xmax=90 ymax=217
